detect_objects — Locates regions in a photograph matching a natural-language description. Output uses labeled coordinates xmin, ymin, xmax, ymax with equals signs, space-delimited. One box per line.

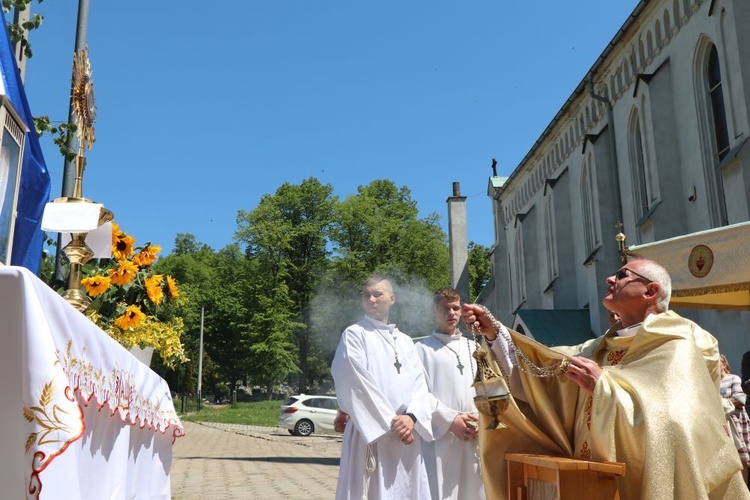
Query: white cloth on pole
xmin=60 ymin=221 xmax=112 ymax=258
xmin=41 ymin=201 xmax=103 ymax=232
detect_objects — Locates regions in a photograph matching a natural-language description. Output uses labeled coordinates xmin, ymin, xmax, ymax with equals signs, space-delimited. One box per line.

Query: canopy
xmin=627 ymin=221 xmax=750 ymax=310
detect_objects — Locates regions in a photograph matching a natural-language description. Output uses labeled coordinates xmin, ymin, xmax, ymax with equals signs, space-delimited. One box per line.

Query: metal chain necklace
xmin=436 ymin=334 xmax=466 ymax=374
xmin=375 ymin=328 xmax=402 ymax=374
xmin=473 ymin=304 xmax=570 ymax=378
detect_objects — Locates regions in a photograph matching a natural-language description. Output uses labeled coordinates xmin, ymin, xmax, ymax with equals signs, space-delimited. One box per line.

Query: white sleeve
xmin=490 ymin=324 xmax=528 ymax=403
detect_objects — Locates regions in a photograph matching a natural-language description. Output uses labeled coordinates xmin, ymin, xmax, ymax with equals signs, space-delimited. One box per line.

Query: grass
xmin=180 ymin=400 xmax=284 ymax=427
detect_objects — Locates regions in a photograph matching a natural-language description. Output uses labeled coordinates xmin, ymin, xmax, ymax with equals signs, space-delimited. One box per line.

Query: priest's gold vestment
xmin=478 ymin=311 xmax=749 ymax=499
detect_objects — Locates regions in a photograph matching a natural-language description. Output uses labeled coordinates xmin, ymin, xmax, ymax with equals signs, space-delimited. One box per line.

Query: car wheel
xmin=294 ymin=419 xmax=314 ymax=436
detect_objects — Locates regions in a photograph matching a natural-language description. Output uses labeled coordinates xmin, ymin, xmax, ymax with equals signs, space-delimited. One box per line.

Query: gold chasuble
xmin=478 ymin=311 xmax=749 ymax=500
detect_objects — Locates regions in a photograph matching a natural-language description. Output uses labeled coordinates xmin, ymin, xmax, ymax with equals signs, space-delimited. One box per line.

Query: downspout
xmin=587 ymin=74 xmax=623 ymax=225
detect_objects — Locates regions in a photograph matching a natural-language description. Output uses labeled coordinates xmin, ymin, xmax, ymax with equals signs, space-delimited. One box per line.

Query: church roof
xmin=514 ymin=309 xmax=597 ymax=347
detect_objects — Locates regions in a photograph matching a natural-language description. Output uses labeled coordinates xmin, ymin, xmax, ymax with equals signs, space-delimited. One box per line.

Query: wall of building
xmin=485 ymin=0 xmax=750 ymax=369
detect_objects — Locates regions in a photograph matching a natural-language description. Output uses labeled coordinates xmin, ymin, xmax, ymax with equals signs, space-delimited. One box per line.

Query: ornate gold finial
xmin=615 ymin=222 xmax=628 ymax=264
xmin=72 ymin=47 xmax=96 ymax=152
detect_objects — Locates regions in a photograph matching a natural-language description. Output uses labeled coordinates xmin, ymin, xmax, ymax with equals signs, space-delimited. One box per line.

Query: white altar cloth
xmin=0 ymin=266 xmax=184 ymax=499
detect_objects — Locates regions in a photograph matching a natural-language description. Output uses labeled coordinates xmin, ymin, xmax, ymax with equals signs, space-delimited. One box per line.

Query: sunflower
xmin=166 ymin=276 xmax=179 ymax=299
xmin=114 ymin=305 xmax=146 ymax=330
xmin=81 ymin=275 xmax=112 ymax=297
xmin=110 ymin=222 xmax=121 ymax=245
xmin=145 ymin=274 xmax=164 ymax=305
xmin=109 ymin=260 xmax=139 ymax=286
xmin=112 ymin=233 xmax=136 ymax=261
xmin=133 ymin=244 xmax=161 ymax=267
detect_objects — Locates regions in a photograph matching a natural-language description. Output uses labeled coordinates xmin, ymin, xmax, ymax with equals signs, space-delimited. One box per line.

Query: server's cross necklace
xmin=375 ymin=328 xmax=402 ymax=374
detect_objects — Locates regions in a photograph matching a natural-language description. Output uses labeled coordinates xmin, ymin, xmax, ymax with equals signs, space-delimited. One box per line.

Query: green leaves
xmin=33 ymin=116 xmax=78 ymax=163
xmin=4 ymin=1 xmax=45 ymax=59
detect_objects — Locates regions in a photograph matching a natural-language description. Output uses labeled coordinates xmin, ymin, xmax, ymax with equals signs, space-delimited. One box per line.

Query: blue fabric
xmin=0 ymin=20 xmax=51 ymax=274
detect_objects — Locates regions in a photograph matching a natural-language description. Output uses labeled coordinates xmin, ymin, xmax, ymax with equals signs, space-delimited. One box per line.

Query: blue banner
xmin=1 ymin=19 xmax=51 ymax=274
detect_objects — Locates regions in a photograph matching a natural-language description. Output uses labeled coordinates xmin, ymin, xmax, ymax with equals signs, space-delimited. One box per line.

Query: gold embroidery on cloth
xmin=23 ymin=381 xmax=77 ymax=452
xmin=607 ymin=350 xmax=626 ymax=366
xmin=24 ymin=380 xmax=84 ymax=499
xmin=24 ymin=339 xmax=183 ymax=499
xmin=55 ymin=339 xmax=180 ymax=431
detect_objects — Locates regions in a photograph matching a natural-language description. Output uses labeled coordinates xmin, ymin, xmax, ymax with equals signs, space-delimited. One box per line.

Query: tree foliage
xmin=143 ymin=178 xmax=462 ymax=398
xmin=235 ymin=178 xmax=336 ymax=393
xmin=329 ymin=179 xmax=449 ymax=290
xmin=468 ymin=241 xmax=492 ymax=302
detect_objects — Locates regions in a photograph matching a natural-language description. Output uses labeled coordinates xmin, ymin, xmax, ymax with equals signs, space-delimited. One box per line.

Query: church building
xmin=481 ymin=0 xmax=750 ymax=366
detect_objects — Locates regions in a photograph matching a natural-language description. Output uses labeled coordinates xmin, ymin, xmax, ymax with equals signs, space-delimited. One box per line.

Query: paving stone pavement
xmin=171 ymin=421 xmax=342 ymax=499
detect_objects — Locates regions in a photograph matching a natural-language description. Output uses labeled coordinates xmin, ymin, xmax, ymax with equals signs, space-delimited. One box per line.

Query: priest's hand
xmin=565 ymin=356 xmax=602 ymax=396
xmin=391 ymin=415 xmax=415 ymax=444
xmin=461 ymin=304 xmax=498 ymax=341
xmin=449 ymin=413 xmax=479 ymax=441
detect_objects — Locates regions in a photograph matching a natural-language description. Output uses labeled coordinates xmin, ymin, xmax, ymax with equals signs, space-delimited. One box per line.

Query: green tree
xmin=468 ymin=241 xmax=492 ymax=301
xmin=330 ymin=179 xmax=449 ymax=290
xmin=245 ymin=280 xmax=302 ymax=399
xmin=309 ymin=180 xmax=451 ymax=351
xmin=154 ymin=238 xmax=255 ymax=399
xmin=235 ymin=177 xmax=337 ymax=393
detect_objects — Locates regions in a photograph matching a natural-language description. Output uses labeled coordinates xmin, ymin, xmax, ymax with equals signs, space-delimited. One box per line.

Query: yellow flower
xmin=166 ymin=276 xmax=179 ymax=299
xmin=81 ymin=275 xmax=112 ymax=297
xmin=133 ymin=244 xmax=161 ymax=267
xmin=114 ymin=305 xmax=146 ymax=330
xmin=110 ymin=222 xmax=121 ymax=245
xmin=109 ymin=260 xmax=139 ymax=286
xmin=112 ymin=234 xmax=136 ymax=261
xmin=145 ymin=274 xmax=164 ymax=305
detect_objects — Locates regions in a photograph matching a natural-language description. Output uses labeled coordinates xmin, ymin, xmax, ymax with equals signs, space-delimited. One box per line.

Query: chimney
xmin=447 ymin=182 xmax=469 ymax=301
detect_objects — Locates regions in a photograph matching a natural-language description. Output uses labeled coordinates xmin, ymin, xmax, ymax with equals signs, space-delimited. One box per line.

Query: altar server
xmin=332 ymin=274 xmax=433 ymax=499
xmin=416 ymin=288 xmax=484 ymax=500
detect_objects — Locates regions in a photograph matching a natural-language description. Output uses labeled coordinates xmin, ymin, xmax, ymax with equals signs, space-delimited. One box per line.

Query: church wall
xmin=486 ymin=0 xmax=750 ymax=360
xmin=548 ymin=169 xmax=579 ymax=310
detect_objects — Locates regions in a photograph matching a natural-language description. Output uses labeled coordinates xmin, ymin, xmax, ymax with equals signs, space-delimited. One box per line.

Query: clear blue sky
xmin=18 ymin=1 xmax=639 ymax=255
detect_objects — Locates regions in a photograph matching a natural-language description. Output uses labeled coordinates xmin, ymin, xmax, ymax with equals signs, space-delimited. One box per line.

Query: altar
xmin=0 ymin=266 xmax=183 ymax=499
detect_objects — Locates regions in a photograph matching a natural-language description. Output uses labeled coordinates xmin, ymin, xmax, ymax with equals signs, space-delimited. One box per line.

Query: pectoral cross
xmin=457 ymin=360 xmax=464 ymax=375
xmin=394 ymin=358 xmax=402 ymax=374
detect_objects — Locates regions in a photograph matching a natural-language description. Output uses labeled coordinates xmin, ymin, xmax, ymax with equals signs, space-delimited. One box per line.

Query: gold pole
xmin=61 ymin=231 xmax=94 ymax=311
xmin=615 ymin=222 xmax=628 ymax=264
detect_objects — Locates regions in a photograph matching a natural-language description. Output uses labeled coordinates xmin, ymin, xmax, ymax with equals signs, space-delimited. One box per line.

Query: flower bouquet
xmin=80 ymin=222 xmax=187 ymax=368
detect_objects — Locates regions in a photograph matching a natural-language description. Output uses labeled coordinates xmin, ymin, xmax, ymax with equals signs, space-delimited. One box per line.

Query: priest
xmin=416 ymin=288 xmax=484 ymax=500
xmin=463 ymin=259 xmax=749 ymax=499
xmin=332 ymin=274 xmax=433 ymax=499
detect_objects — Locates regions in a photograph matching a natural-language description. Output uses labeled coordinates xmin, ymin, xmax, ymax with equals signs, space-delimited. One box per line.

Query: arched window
xmin=513 ymin=230 xmax=526 ymax=307
xmin=544 ymin=194 xmax=558 ymax=284
xmin=708 ymin=46 xmax=730 ymax=161
xmin=628 ymin=107 xmax=658 ymax=220
xmin=580 ymin=156 xmax=601 ymax=258
xmin=694 ymin=38 xmax=729 ymax=227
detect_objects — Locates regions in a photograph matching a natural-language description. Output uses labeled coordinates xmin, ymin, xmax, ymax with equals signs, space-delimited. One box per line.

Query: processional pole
xmin=54 ymin=0 xmax=92 ymax=282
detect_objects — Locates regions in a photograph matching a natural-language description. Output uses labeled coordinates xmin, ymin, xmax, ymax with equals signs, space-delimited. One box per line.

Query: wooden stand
xmin=506 ymin=453 xmax=625 ymax=500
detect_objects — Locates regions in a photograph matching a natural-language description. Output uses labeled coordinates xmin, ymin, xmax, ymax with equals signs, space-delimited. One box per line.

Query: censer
xmin=472 ymin=334 xmax=510 ymax=430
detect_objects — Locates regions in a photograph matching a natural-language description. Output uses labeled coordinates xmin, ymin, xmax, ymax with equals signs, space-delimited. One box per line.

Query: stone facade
xmin=484 ymin=0 xmax=750 ymax=368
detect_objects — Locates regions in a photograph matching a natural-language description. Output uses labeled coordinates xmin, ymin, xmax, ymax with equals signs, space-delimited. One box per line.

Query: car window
xmin=282 ymin=397 xmax=298 ymax=406
xmin=302 ymin=397 xmax=338 ymax=410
